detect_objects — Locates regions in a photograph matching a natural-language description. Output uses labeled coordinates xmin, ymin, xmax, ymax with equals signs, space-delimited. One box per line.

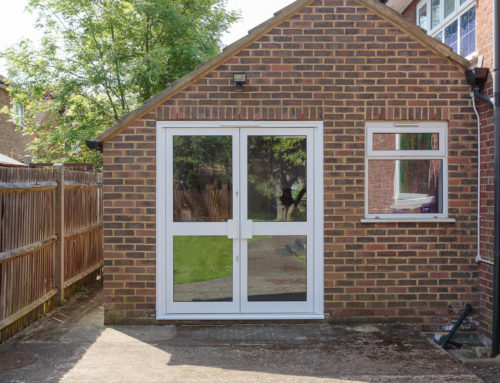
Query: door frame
xmin=156 ymin=121 xmax=324 ymax=320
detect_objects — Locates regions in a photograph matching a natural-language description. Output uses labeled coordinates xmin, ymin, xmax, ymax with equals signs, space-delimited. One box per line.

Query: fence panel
xmin=0 ymin=167 xmax=103 ymax=339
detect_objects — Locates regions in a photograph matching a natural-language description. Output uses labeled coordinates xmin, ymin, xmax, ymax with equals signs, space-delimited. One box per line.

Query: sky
xmin=0 ymin=0 xmax=293 ymax=73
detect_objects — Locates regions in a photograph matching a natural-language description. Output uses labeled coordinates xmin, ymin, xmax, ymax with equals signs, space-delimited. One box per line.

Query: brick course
xmin=102 ymin=0 xmax=479 ymax=332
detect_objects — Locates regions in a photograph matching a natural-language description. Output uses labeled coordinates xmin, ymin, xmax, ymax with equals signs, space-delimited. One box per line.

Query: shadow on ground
xmin=0 ymin=282 xmax=484 ymax=383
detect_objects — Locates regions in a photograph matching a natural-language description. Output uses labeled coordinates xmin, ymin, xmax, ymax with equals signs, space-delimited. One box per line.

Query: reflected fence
xmin=0 ymin=166 xmax=103 ymax=341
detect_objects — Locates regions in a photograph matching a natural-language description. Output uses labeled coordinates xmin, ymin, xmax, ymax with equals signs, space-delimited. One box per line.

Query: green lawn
xmin=173 ymin=236 xmax=268 ymax=285
xmin=173 ymin=236 xmax=233 ymax=285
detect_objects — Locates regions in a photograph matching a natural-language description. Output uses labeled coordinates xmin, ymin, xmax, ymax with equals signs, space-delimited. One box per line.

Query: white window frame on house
xmin=416 ymin=0 xmax=476 ymax=58
xmin=362 ymin=121 xmax=455 ymax=223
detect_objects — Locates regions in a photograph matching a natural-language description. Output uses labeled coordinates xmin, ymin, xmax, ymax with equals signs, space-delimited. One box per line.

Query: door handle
xmin=227 ymin=219 xmax=253 ymax=239
xmin=227 ymin=219 xmax=238 ymax=239
xmin=241 ymin=220 xmax=253 ymax=239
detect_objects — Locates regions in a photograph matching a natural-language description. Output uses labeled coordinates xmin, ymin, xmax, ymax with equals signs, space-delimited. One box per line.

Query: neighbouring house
xmin=91 ymin=0 xmax=488 ymax=340
xmin=386 ymin=0 xmax=499 ymax=352
xmin=0 ymin=75 xmax=32 ymax=162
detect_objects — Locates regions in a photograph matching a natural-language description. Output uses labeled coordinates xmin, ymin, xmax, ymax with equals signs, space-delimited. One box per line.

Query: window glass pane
xmin=248 ymin=236 xmax=307 ymax=302
xmin=173 ymin=136 xmax=232 ymax=222
xmin=460 ymin=7 xmax=476 ymax=56
xmin=434 ymin=31 xmax=443 ymax=42
xmin=444 ymin=0 xmax=455 ymax=18
xmin=372 ymin=133 xmax=439 ymax=151
xmin=173 ymin=236 xmax=233 ymax=302
xmin=431 ymin=0 xmax=441 ymax=29
xmin=368 ymin=159 xmax=443 ymax=214
xmin=248 ymin=136 xmax=307 ymax=222
xmin=445 ymin=20 xmax=458 ymax=53
xmin=418 ymin=4 xmax=428 ymax=29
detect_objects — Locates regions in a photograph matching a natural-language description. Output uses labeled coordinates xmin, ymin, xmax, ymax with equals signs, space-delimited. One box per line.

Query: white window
xmin=364 ymin=122 xmax=451 ymax=221
xmin=417 ymin=0 xmax=476 ymax=57
xmin=13 ymin=102 xmax=24 ymax=127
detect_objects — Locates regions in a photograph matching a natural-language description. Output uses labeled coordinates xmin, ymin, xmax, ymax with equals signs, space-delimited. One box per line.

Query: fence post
xmin=54 ymin=164 xmax=65 ymax=305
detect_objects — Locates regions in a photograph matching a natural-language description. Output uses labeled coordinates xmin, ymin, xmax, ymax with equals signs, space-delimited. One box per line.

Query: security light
xmin=233 ymin=73 xmax=247 ymax=91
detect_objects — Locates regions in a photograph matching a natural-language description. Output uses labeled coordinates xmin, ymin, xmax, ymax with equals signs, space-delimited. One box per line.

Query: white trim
xmin=156 ymin=121 xmax=324 ymax=319
xmin=156 ymin=125 xmax=167 ymax=318
xmin=364 ymin=121 xmax=449 ymax=220
xmin=157 ymin=314 xmax=325 ymax=320
xmin=361 ymin=218 xmax=456 ymax=223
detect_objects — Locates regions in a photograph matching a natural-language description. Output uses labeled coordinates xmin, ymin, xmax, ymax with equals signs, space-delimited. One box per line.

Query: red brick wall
xmin=401 ymin=0 xmax=417 ymax=23
xmin=103 ymin=0 xmax=479 ymax=332
xmin=0 ymin=87 xmax=32 ymax=160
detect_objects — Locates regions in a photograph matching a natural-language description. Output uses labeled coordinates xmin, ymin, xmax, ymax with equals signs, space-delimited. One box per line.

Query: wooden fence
xmin=0 ymin=165 xmax=103 ymax=340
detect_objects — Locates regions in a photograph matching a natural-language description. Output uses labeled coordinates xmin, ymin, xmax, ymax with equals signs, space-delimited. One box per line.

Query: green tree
xmin=1 ymin=0 xmax=238 ymax=167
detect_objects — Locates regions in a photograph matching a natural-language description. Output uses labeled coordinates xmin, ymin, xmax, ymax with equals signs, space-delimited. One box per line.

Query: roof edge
xmin=95 ymin=0 xmax=471 ymax=144
xmin=355 ymin=0 xmax=471 ymax=68
xmin=94 ymin=0 xmax=314 ymax=143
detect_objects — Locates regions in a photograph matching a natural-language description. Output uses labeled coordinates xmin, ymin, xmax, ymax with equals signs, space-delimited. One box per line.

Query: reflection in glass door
xmin=161 ymin=124 xmax=320 ymax=317
xmin=166 ymin=129 xmax=239 ymax=313
xmin=241 ymin=129 xmax=314 ymax=313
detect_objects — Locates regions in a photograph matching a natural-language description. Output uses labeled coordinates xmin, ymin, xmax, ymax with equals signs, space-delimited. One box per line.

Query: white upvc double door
xmin=157 ymin=123 xmax=323 ymax=318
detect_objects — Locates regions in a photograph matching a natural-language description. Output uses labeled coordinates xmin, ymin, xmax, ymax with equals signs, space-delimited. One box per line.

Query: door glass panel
xmin=173 ymin=236 xmax=233 ymax=302
xmin=173 ymin=136 xmax=232 ymax=222
xmin=248 ymin=136 xmax=307 ymax=222
xmin=248 ymin=236 xmax=307 ymax=302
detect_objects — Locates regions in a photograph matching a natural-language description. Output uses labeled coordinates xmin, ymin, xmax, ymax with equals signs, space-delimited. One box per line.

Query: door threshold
xmin=157 ymin=313 xmax=325 ymax=320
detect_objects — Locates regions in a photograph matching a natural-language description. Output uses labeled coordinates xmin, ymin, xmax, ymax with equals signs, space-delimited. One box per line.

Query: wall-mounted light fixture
xmin=233 ymin=73 xmax=247 ymax=91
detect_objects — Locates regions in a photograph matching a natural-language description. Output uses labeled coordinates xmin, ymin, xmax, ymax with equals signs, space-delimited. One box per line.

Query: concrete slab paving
xmin=0 ymin=283 xmax=484 ymax=383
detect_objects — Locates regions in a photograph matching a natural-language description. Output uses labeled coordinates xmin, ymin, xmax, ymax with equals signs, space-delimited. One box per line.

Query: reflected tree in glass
xmin=248 ymin=136 xmax=307 ymax=222
xmin=173 ymin=136 xmax=232 ymax=222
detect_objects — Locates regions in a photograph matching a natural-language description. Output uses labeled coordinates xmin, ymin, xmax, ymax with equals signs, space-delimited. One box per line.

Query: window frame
xmin=364 ymin=122 xmax=450 ymax=222
xmin=416 ymin=0 xmax=476 ymax=58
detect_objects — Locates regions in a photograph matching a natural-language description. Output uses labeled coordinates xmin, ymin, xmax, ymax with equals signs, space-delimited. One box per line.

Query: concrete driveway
xmin=0 ymin=283 xmax=483 ymax=383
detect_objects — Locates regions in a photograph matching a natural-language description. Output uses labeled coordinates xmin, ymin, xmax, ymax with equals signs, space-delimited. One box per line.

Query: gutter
xmin=492 ymin=0 xmax=500 ymax=357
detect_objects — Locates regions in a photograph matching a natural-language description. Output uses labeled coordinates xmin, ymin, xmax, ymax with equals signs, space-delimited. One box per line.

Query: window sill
xmin=360 ymin=218 xmax=456 ymax=223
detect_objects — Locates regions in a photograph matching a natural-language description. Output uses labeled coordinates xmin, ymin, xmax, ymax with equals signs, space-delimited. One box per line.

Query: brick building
xmin=0 ymin=75 xmax=31 ymax=161
xmin=386 ymin=0 xmax=498 ymax=349
xmin=92 ymin=0 xmax=483 ymax=336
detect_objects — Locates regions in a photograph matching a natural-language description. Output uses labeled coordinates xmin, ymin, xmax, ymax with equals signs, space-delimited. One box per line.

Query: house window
xmin=365 ymin=122 xmax=449 ymax=220
xmin=417 ymin=0 xmax=476 ymax=57
xmin=13 ymin=103 xmax=24 ymax=127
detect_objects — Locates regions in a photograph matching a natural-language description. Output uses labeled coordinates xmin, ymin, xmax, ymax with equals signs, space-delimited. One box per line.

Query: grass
xmin=173 ymin=236 xmax=270 ymax=285
xmin=173 ymin=236 xmax=233 ymax=285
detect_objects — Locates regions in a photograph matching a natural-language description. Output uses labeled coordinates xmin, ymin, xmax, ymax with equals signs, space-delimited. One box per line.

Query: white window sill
xmin=361 ymin=218 xmax=456 ymax=223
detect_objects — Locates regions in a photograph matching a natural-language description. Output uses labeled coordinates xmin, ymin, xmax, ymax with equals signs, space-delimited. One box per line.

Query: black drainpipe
xmin=492 ymin=0 xmax=500 ymax=358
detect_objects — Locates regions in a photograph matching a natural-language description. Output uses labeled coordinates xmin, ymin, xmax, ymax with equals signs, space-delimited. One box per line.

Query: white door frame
xmin=156 ymin=121 xmax=324 ymax=320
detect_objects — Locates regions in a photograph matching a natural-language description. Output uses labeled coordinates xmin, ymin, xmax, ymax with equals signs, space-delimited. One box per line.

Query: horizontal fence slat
xmin=0 ymin=183 xmax=57 ymax=193
xmin=64 ymin=183 xmax=103 ymax=190
xmin=0 ymin=236 xmax=57 ymax=263
xmin=65 ymin=223 xmax=104 ymax=239
xmin=0 ymin=289 xmax=57 ymax=330
xmin=64 ymin=261 xmax=103 ymax=289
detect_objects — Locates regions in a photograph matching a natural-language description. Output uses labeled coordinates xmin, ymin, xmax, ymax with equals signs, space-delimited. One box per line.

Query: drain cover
xmin=0 ymin=352 xmax=36 ymax=370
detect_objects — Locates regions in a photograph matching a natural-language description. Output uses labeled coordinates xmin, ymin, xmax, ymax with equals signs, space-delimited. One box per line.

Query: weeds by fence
xmin=0 ymin=166 xmax=103 ymax=341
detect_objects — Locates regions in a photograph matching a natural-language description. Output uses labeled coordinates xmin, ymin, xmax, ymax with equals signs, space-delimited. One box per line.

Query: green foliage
xmin=1 ymin=0 xmax=238 ymax=167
